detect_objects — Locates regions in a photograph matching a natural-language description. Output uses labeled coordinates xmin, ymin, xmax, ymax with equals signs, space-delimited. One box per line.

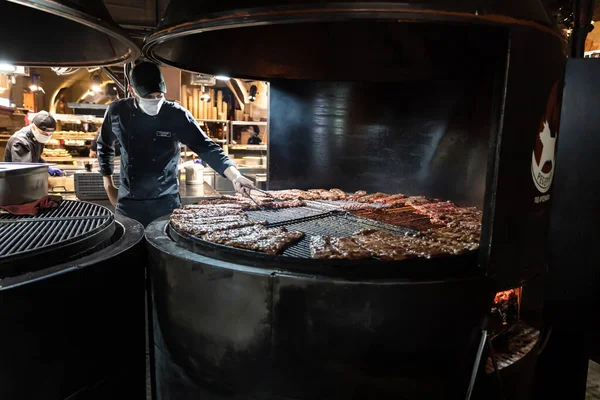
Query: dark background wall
xmin=268 ymin=75 xmax=496 ymax=207
xmin=265 ymin=24 xmax=506 ymax=208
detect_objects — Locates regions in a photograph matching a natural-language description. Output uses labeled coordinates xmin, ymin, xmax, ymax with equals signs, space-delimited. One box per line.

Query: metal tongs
xmin=244 ymin=187 xmax=273 ymax=210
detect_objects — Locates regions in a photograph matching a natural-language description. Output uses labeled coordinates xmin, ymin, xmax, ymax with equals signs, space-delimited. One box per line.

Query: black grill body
xmin=147 ymin=217 xmax=490 ymax=399
xmin=143 ymin=1 xmax=566 ymax=399
xmin=0 ymin=211 xmax=146 ymax=400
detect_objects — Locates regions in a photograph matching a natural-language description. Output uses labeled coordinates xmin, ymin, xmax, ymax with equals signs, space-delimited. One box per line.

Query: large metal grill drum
xmin=145 ymin=1 xmax=566 ymax=399
xmin=147 ymin=215 xmax=490 ymax=400
xmin=0 ymin=209 xmax=146 ymax=400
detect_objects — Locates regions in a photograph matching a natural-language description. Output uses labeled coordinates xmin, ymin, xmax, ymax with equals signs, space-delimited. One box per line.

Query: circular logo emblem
xmin=531 ymin=82 xmax=560 ymax=194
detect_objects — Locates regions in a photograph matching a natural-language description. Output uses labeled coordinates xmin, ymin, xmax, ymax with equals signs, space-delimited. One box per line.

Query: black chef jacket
xmin=97 ymin=98 xmax=234 ymax=225
xmin=4 ymin=125 xmax=45 ymax=163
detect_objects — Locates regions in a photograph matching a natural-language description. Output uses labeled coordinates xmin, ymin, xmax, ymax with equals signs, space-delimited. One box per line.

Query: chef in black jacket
xmin=97 ymin=61 xmax=254 ymax=226
xmin=4 ymin=111 xmax=63 ymax=176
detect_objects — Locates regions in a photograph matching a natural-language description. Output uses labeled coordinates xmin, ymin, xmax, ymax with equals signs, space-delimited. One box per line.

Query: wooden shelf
xmin=196 ymin=119 xmax=228 ymax=123
xmin=229 ymin=145 xmax=267 ymax=151
xmin=231 ymin=121 xmax=268 ymax=126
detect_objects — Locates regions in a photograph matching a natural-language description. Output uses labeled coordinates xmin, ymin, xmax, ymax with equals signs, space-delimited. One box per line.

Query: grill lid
xmin=0 ymin=200 xmax=115 ymax=278
xmin=0 ymin=0 xmax=140 ymax=66
xmin=144 ymin=0 xmax=559 ymax=80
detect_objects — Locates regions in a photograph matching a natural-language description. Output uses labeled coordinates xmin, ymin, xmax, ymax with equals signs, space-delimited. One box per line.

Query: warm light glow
xmin=492 ymin=287 xmax=522 ymax=325
xmin=91 ymin=84 xmax=102 ymax=93
xmin=29 ymin=84 xmax=44 ymax=93
xmin=0 ymin=63 xmax=15 ymax=73
xmin=215 ymin=75 xmax=231 ymax=81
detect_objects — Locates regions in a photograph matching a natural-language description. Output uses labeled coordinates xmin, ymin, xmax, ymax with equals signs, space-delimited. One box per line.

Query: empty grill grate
xmin=246 ymin=206 xmax=330 ymax=224
xmin=0 ymin=200 xmax=115 ymax=276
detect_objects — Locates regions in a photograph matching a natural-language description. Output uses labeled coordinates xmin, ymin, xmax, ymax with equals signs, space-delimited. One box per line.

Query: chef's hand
xmin=48 ymin=167 xmax=64 ymax=177
xmin=103 ymin=175 xmax=118 ymax=207
xmin=224 ymin=166 xmax=255 ymax=197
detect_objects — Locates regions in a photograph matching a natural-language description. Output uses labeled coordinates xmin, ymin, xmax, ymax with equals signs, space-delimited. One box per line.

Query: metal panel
xmin=0 ymin=0 xmax=140 ymax=66
xmin=0 ymin=216 xmax=146 ymax=400
xmin=144 ymin=0 xmax=558 ymax=80
xmin=146 ymin=217 xmax=490 ymax=399
xmin=533 ymin=58 xmax=600 ymax=400
xmin=267 ymin=26 xmax=501 ymax=206
xmin=483 ymin=26 xmax=567 ymax=289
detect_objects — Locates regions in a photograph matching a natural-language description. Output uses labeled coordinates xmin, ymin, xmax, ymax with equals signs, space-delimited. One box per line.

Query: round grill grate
xmin=0 ymin=201 xmax=115 ymax=277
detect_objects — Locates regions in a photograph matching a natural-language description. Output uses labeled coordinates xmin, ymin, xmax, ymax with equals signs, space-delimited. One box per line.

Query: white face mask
xmin=33 ymin=128 xmax=51 ymax=144
xmin=137 ymin=97 xmax=164 ymax=116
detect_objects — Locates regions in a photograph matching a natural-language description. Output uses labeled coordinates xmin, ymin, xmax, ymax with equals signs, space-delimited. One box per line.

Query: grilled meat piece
xmin=202 ymin=225 xmax=267 ymax=243
xmin=225 ymin=229 xmax=304 ymax=254
xmin=190 ymin=200 xmax=244 ymax=206
xmin=351 ymin=207 xmax=440 ymax=231
xmin=267 ymin=189 xmax=320 ymax=201
xmin=346 ymin=190 xmax=368 ymax=201
xmin=309 ymin=236 xmax=374 ymax=260
xmin=310 ymin=236 xmax=337 ymax=258
xmin=404 ymin=196 xmax=438 ymax=206
xmin=307 ymin=189 xmax=339 ymax=201
xmin=170 ymin=218 xmax=266 ymax=235
xmin=339 ymin=203 xmax=390 ymax=211
xmin=355 ymin=192 xmax=390 ymax=203
xmin=329 ymin=236 xmax=373 ymax=259
xmin=328 ymin=188 xmax=348 ymax=200
xmin=172 ymin=207 xmax=243 ymax=218
xmin=203 ymin=225 xmax=304 ymax=254
xmin=268 ymin=199 xmax=307 ymax=209
xmin=170 ymin=214 xmax=250 ymax=224
xmin=373 ymin=194 xmax=407 ymax=204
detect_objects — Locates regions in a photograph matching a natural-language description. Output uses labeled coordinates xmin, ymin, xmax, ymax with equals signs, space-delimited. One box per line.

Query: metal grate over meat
xmin=0 ymin=200 xmax=114 ymax=270
xmin=243 ymin=207 xmax=416 ymax=259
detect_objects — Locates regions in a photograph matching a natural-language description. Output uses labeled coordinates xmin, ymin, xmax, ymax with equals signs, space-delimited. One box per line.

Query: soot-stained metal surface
xmin=146 ymin=217 xmax=491 ymax=399
xmin=144 ymin=0 xmax=557 ymax=80
xmin=0 ymin=0 xmax=140 ymax=66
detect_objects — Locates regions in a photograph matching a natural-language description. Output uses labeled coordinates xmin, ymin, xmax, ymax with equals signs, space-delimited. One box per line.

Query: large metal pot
xmin=0 ymin=162 xmax=48 ymax=205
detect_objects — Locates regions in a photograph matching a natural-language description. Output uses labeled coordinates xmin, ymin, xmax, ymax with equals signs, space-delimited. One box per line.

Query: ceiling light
xmin=0 ymin=63 xmax=15 ymax=73
xmin=29 ymin=74 xmax=44 ymax=93
xmin=200 ymin=85 xmax=210 ymax=102
xmin=90 ymin=73 xmax=103 ymax=93
xmin=216 ymin=75 xmax=231 ymax=81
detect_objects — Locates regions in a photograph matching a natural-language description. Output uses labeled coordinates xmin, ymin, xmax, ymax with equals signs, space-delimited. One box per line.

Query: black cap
xmin=130 ymin=61 xmax=166 ymax=97
xmin=32 ymin=111 xmax=56 ymax=133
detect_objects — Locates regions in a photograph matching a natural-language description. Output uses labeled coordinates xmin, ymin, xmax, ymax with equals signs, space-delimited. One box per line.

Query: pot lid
xmin=0 ymin=0 xmax=140 ymax=66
